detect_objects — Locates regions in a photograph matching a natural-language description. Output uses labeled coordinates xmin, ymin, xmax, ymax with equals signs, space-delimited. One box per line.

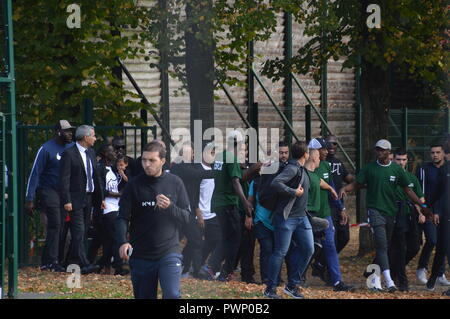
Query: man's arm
xmin=404 ymin=187 xmax=433 ymax=219
xmin=116 ymin=184 xmax=132 ymax=247
xmin=59 ymin=150 xmax=72 ymax=206
xmin=339 ymin=181 xmax=366 ymax=198
xmin=271 ymin=165 xmax=299 ymax=197
xmin=25 ymin=146 xmax=46 ymax=214
xmin=232 ymin=177 xmax=254 ymax=217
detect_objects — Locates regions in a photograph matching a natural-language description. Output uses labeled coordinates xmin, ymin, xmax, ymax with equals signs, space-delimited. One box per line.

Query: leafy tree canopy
xmin=13 ymin=0 xmax=151 ymax=125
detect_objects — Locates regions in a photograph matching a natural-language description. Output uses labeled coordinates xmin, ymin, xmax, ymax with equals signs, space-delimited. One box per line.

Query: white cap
xmin=227 ymin=130 xmax=244 ymax=143
xmin=375 ymin=139 xmax=391 ymax=150
xmin=308 ymin=138 xmax=327 ymax=150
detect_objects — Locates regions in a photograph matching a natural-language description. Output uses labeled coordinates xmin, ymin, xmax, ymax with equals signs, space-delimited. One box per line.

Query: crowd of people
xmin=25 ymin=119 xmax=450 ymax=299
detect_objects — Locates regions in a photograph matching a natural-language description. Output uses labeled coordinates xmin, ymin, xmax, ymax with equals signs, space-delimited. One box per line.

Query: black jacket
xmin=271 ymin=160 xmax=309 ymax=219
xmin=170 ymin=162 xmax=215 ymax=213
xmin=116 ymin=171 xmax=191 ymax=260
xmin=60 ymin=144 xmax=104 ymax=211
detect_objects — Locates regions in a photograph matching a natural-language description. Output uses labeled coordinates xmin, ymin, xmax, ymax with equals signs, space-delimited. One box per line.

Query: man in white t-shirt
xmin=198 ymin=143 xmax=223 ymax=280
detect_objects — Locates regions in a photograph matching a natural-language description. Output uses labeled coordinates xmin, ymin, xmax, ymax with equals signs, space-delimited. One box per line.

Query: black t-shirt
xmin=116 ymin=172 xmax=190 ymax=260
xmin=326 ymin=155 xmax=349 ymax=192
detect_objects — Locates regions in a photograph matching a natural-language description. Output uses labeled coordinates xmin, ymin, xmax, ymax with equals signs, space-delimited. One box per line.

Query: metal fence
xmin=388 ymin=107 xmax=450 ymax=171
xmin=17 ymin=124 xmax=157 ymax=266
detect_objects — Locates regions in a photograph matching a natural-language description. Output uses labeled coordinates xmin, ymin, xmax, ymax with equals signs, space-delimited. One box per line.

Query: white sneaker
xmin=416 ymin=268 xmax=428 ymax=285
xmin=437 ymin=275 xmax=450 ymax=286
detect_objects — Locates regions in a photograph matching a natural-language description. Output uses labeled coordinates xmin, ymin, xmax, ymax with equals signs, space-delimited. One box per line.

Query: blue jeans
xmin=253 ymin=222 xmax=274 ymax=284
xmin=267 ymin=214 xmax=314 ymax=289
xmin=321 ymin=216 xmax=342 ymax=285
xmin=129 ymin=253 xmax=182 ymax=299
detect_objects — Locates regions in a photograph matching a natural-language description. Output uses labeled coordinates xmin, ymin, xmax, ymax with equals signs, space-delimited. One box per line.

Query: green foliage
xmin=261 ymin=0 xmax=449 ymax=107
xmin=13 ymin=0 xmax=152 ymax=125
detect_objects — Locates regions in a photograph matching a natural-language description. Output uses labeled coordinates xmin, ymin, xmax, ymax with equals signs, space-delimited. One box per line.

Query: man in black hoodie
xmin=116 ymin=141 xmax=190 ymax=299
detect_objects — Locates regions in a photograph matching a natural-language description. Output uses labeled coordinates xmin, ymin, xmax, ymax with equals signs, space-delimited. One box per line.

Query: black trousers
xmin=38 ymin=188 xmax=66 ymax=266
xmin=201 ymin=216 xmax=222 ymax=266
xmin=215 ymin=205 xmax=242 ymax=275
xmin=65 ymin=194 xmax=92 ymax=267
xmin=99 ymin=211 xmax=123 ymax=270
xmin=389 ymin=202 xmax=414 ymax=287
xmin=235 ymin=210 xmax=256 ymax=281
xmin=181 ymin=215 xmax=203 ymax=276
xmin=405 ymin=207 xmax=421 ymax=266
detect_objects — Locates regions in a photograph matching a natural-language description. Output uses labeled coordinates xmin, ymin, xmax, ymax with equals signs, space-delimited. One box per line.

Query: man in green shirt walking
xmin=212 ymin=130 xmax=254 ymax=282
xmin=307 ymin=139 xmax=354 ymax=292
xmin=389 ymin=148 xmax=426 ymax=291
xmin=340 ymin=139 xmax=432 ymax=292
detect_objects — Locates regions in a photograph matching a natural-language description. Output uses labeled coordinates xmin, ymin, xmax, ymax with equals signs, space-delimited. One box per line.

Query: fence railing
xmin=388 ymin=107 xmax=449 ymax=170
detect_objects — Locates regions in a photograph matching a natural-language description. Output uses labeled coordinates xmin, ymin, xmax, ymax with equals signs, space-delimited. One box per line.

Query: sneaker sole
xmin=283 ymin=288 xmax=304 ymax=299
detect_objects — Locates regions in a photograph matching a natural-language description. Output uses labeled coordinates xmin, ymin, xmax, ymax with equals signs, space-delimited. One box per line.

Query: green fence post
xmin=83 ymin=99 xmax=94 ymax=125
xmin=0 ymin=113 xmax=5 ymax=298
xmin=402 ymin=106 xmax=408 ymax=152
xmin=305 ymin=105 xmax=311 ymax=142
xmin=446 ymin=107 xmax=449 ymax=135
xmin=284 ymin=12 xmax=293 ymax=145
xmin=140 ymin=109 xmax=148 ymax=152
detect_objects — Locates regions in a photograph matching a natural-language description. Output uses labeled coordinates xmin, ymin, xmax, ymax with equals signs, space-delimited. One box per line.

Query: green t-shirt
xmin=356 ymin=161 xmax=410 ymax=217
xmin=314 ymin=160 xmax=332 ymax=218
xmin=307 ymin=170 xmax=321 ymax=213
xmin=212 ymin=151 xmax=243 ymax=209
xmin=395 ymin=170 xmax=424 ymax=208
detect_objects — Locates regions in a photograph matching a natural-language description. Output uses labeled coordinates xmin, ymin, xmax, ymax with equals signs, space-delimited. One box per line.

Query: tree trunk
xmin=185 ymin=0 xmax=215 ymax=139
xmin=358 ymin=61 xmax=391 ymax=256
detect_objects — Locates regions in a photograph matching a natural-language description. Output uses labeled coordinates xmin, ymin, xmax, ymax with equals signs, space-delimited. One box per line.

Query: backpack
xmin=257 ymin=162 xmax=303 ymax=211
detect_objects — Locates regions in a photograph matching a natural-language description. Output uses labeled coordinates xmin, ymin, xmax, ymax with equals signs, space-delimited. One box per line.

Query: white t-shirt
xmin=104 ymin=166 xmax=120 ymax=214
xmin=198 ymin=163 xmax=216 ymax=220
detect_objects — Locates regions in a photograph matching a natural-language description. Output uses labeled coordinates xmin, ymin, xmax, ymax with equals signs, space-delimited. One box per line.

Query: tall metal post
xmin=82 ymin=98 xmax=94 ymax=125
xmin=355 ymin=56 xmax=363 ymax=224
xmin=401 ymin=106 xmax=408 ymax=151
xmin=0 ymin=0 xmax=19 ymax=298
xmin=283 ymin=12 xmax=293 ymax=145
xmin=305 ymin=105 xmax=311 ymax=142
xmin=159 ymin=0 xmax=171 ymax=156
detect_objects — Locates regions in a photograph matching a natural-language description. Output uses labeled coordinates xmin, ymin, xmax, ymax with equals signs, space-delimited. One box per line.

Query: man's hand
xmin=101 ymin=201 xmax=106 ymax=210
xmin=295 ymin=185 xmax=304 ymax=197
xmin=119 ymin=243 xmax=133 ymax=261
xmin=420 ymin=206 xmax=433 ymax=220
xmin=156 ymin=194 xmax=171 ymax=210
xmin=340 ymin=210 xmax=349 ymax=225
xmin=25 ymin=201 xmax=35 ymax=217
xmin=418 ymin=213 xmax=426 ymax=224
xmin=433 ymin=214 xmax=440 ymax=225
xmin=329 ymin=188 xmax=338 ymax=200
xmin=339 ymin=188 xmax=347 ymax=199
xmin=196 ymin=209 xmax=205 ymax=228
xmin=64 ymin=203 xmax=73 ymax=212
xmin=243 ymin=200 xmax=254 ymax=218
xmin=245 ymin=216 xmax=253 ymax=230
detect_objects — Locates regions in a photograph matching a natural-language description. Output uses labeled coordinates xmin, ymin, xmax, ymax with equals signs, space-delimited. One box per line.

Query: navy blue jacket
xmin=26 ymin=138 xmax=74 ymax=201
